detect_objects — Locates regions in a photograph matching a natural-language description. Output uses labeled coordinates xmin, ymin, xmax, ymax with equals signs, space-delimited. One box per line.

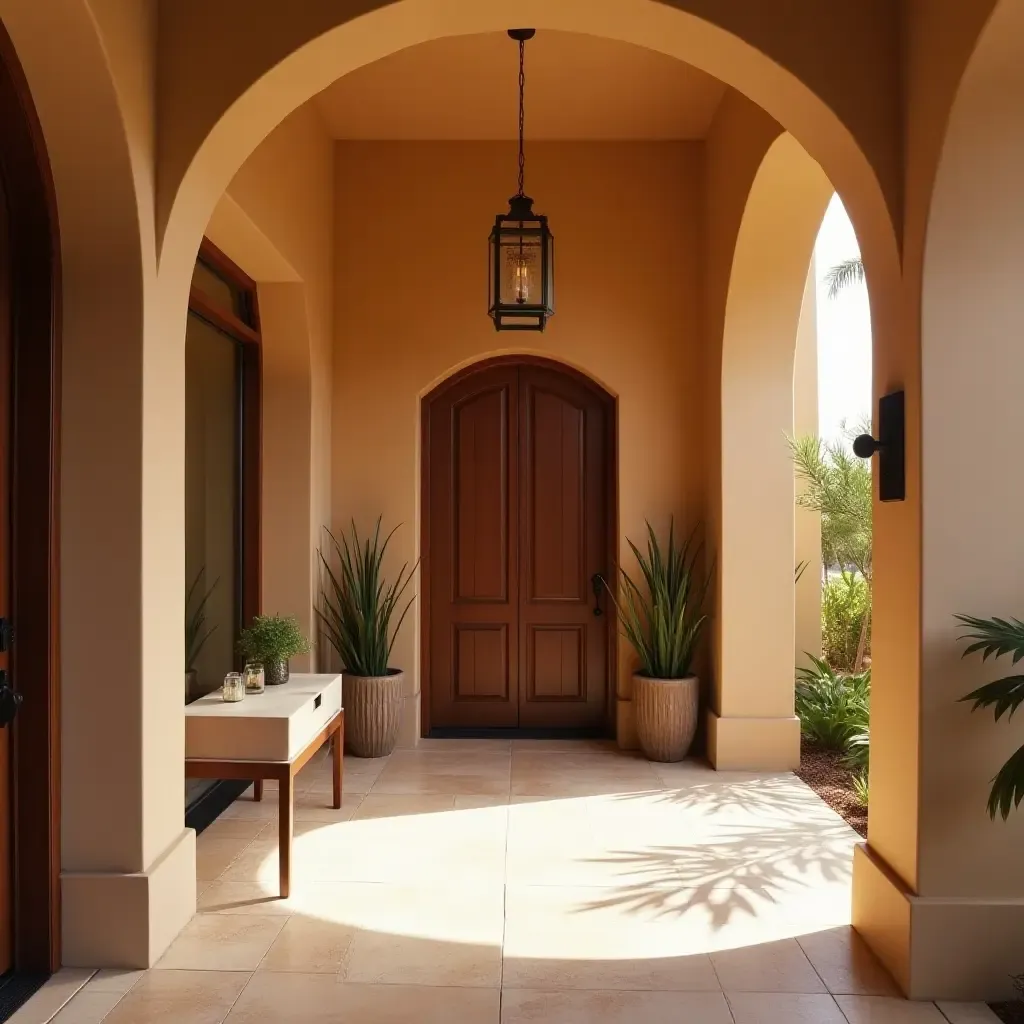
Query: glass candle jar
xmin=222 ymin=672 xmax=245 ymax=703
xmin=244 ymin=661 xmax=265 ymax=695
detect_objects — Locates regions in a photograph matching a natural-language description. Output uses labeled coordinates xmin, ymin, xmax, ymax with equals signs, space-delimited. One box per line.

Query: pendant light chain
xmin=517 ymin=37 xmax=526 ymax=197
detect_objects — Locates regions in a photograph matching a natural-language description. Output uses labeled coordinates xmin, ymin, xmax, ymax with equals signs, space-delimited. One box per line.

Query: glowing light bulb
xmin=513 ymin=260 xmax=531 ymax=303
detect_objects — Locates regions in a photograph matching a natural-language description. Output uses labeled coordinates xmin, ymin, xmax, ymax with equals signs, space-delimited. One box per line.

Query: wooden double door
xmin=425 ymin=359 xmax=613 ymax=732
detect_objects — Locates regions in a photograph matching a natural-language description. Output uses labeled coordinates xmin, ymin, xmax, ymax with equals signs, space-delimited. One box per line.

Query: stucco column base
xmin=615 ymin=698 xmax=639 ymax=750
xmin=706 ymin=710 xmax=800 ymax=770
xmin=61 ymin=828 xmax=196 ymax=968
xmin=853 ymin=843 xmax=1024 ymax=1001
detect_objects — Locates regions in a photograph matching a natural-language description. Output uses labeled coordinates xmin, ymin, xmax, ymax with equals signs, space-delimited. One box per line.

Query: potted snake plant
xmin=317 ymin=518 xmax=417 ymax=757
xmin=238 ymin=614 xmax=310 ymax=685
xmin=606 ymin=520 xmax=711 ymax=762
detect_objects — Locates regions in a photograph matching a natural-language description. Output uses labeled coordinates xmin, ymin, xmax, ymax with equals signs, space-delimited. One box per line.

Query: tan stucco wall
xmin=205 ymin=104 xmax=335 ymax=663
xmin=331 ymin=140 xmax=702 ymax=745
xmin=793 ymin=260 xmax=822 ymax=669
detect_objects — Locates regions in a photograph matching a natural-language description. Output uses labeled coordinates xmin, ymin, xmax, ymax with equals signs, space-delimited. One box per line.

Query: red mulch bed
xmin=795 ymin=738 xmax=867 ymax=837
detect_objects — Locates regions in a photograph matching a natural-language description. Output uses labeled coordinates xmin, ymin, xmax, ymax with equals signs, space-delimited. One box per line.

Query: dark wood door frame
xmin=0 ymin=22 xmax=62 ymax=972
xmin=420 ymin=355 xmax=618 ymax=738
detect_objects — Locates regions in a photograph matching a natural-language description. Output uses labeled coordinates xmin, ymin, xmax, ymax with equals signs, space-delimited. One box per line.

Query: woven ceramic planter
xmin=633 ymin=674 xmax=699 ymax=762
xmin=344 ymin=671 xmax=404 ymax=757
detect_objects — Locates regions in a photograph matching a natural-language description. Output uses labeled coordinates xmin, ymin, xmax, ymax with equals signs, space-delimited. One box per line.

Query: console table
xmin=185 ymin=673 xmax=344 ymax=898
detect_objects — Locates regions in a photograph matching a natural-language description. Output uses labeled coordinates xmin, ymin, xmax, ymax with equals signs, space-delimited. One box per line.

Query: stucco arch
xmin=710 ymin=132 xmax=833 ymax=769
xmin=156 ymin=0 xmax=900 ymax=309
xmin=919 ymin=0 xmax=1024 ymax=903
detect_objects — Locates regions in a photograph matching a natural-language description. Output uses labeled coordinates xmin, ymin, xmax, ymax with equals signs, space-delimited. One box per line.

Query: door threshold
xmin=428 ymin=727 xmax=610 ymax=740
xmin=0 ymin=972 xmax=49 ymax=1022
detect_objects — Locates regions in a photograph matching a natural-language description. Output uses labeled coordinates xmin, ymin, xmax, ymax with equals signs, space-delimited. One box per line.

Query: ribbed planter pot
xmin=265 ymin=658 xmax=290 ymax=686
xmin=633 ymin=674 xmax=699 ymax=763
xmin=344 ymin=671 xmax=404 ymax=758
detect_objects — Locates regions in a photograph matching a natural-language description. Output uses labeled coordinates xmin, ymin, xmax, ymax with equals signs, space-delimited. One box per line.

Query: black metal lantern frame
xmin=488 ymin=29 xmax=555 ymax=332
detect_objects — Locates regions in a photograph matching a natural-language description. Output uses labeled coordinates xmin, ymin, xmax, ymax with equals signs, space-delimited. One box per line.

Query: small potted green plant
xmin=238 ymin=614 xmax=310 ymax=686
xmin=185 ymin=569 xmax=217 ymax=701
xmin=318 ymin=518 xmax=417 ymax=757
xmin=606 ymin=520 xmax=711 ymax=762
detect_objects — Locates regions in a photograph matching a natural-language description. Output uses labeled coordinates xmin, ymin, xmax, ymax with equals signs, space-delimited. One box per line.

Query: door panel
xmin=427 ymin=360 xmax=610 ymax=732
xmin=429 ymin=366 xmax=519 ymax=728
xmin=0 ymin=179 xmax=12 ymax=973
xmin=518 ymin=366 xmax=608 ymax=730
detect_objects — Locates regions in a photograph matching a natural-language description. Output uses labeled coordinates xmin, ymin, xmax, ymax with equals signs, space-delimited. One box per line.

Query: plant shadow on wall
xmin=790 ymin=425 xmax=873 ymax=834
xmin=185 ymin=568 xmax=218 ymax=703
xmin=318 ymin=518 xmax=417 ymax=758
xmin=604 ymin=520 xmax=711 ymax=764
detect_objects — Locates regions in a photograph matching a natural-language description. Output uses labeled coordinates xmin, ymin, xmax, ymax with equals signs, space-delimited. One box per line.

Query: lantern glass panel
xmin=498 ymin=224 xmax=544 ymax=308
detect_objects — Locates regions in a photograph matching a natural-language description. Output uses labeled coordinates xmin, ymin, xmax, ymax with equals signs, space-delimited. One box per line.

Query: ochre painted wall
xmin=206 ymin=104 xmax=335 ymax=663
xmin=332 ymin=140 xmax=702 ymax=744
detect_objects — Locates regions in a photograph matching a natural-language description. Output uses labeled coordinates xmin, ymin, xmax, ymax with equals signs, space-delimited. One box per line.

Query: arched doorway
xmin=0 ymin=21 xmax=60 ymax=973
xmin=421 ymin=356 xmax=616 ymax=736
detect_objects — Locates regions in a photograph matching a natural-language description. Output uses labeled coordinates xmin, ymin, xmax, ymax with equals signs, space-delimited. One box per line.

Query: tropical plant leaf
xmin=824 ymin=257 xmax=865 ymax=299
xmin=794 ymin=655 xmax=871 ymax=751
xmin=185 ymin=568 xmax=219 ymax=671
xmin=986 ymin=743 xmax=1024 ymax=820
xmin=958 ymin=675 xmax=1024 ymax=723
xmin=955 ymin=614 xmax=1024 ymax=664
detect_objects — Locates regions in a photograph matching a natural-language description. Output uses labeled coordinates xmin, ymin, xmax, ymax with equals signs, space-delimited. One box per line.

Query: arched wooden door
xmin=423 ymin=358 xmax=614 ymax=734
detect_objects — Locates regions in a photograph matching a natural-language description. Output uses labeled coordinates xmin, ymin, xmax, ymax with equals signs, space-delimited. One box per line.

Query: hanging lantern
xmin=488 ymin=29 xmax=554 ymax=331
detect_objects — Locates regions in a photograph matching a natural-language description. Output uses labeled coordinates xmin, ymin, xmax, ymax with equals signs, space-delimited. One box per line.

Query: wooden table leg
xmin=253 ymin=779 xmax=263 ymax=802
xmin=279 ymin=768 xmax=293 ymax=899
xmin=332 ymin=714 xmax=344 ymax=810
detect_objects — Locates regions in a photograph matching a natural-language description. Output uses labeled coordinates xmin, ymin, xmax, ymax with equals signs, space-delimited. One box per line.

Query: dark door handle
xmin=0 ymin=670 xmax=22 ymax=727
xmin=591 ymin=573 xmax=605 ymax=616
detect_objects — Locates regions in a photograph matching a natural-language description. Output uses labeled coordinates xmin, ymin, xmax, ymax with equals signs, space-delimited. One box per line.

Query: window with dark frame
xmin=184 ymin=240 xmax=262 ymax=810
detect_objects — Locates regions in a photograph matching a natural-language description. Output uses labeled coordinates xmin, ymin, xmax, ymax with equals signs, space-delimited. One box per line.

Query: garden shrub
xmin=795 ymin=655 xmax=870 ymax=751
xmin=822 ymin=570 xmax=871 ymax=672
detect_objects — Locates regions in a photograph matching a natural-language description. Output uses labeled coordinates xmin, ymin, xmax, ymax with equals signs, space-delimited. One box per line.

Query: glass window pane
xmin=192 ymin=258 xmax=247 ymax=322
xmin=185 ymin=311 xmax=240 ymax=707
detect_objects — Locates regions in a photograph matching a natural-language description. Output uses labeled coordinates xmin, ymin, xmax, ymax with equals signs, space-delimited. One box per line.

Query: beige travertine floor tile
xmin=352 ymin=793 xmax=456 ymax=819
xmin=225 ymin=972 xmax=499 ymax=1023
xmin=201 ymin=819 xmax=270 ymax=841
xmin=85 ymin=969 xmax=146 ymax=994
xmin=371 ymin=770 xmax=511 ymax=797
xmin=415 ymin=738 xmax=511 ymax=752
xmin=937 ymin=1004 xmax=1002 ymax=1023
xmin=197 ymin=879 xmax=294 ymax=916
xmin=259 ymin=915 xmax=356 ymax=973
xmin=102 ymin=971 xmax=249 ymax=1024
xmin=155 ymin=914 xmax=287 ymax=971
xmin=797 ymin=927 xmax=899 ymax=995
xmin=500 ymin=989 xmax=733 ymax=1023
xmin=710 ymin=939 xmax=827 ymax=993
xmin=727 ymin=991 xmax=849 ymax=1022
xmin=510 ymin=739 xmax=618 ymax=752
xmin=502 ymin=885 xmax=721 ymax=989
xmin=836 ymin=996 xmax=951 ymax=1022
xmin=196 ymin=837 xmax=255 ymax=881
xmin=49 ymin=990 xmax=125 ymax=1024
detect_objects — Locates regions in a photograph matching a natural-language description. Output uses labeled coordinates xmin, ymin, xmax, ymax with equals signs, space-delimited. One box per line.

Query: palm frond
xmin=824 ymin=257 xmax=865 ymax=299
xmin=955 ymin=614 xmax=1024 ymax=664
xmin=986 ymin=743 xmax=1024 ymax=820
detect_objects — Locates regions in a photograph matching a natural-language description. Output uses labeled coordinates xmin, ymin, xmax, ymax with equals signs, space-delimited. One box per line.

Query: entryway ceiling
xmin=314 ymin=30 xmax=727 ymax=140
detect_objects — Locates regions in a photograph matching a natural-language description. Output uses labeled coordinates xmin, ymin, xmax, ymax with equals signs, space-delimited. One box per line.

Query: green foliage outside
xmin=238 ymin=614 xmax=310 ymax=663
xmin=824 ymin=257 xmax=865 ymax=299
xmin=317 ymin=518 xmax=417 ymax=678
xmin=822 ymin=571 xmax=871 ymax=673
xmin=606 ymin=520 xmax=710 ymax=680
xmin=956 ymin=614 xmax=1024 ymax=819
xmin=791 ymin=424 xmax=873 ymax=671
xmin=795 ymin=655 xmax=870 ymax=750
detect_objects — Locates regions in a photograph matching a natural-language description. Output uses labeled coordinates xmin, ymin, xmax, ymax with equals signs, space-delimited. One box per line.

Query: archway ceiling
xmin=314 ymin=30 xmax=727 ymax=140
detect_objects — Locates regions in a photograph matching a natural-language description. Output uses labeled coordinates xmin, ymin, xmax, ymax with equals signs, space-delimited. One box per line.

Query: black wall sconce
xmin=853 ymin=390 xmax=905 ymax=502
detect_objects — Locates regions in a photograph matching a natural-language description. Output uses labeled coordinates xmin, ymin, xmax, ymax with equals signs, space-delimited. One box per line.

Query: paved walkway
xmin=52 ymin=741 xmax=996 ymax=1022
